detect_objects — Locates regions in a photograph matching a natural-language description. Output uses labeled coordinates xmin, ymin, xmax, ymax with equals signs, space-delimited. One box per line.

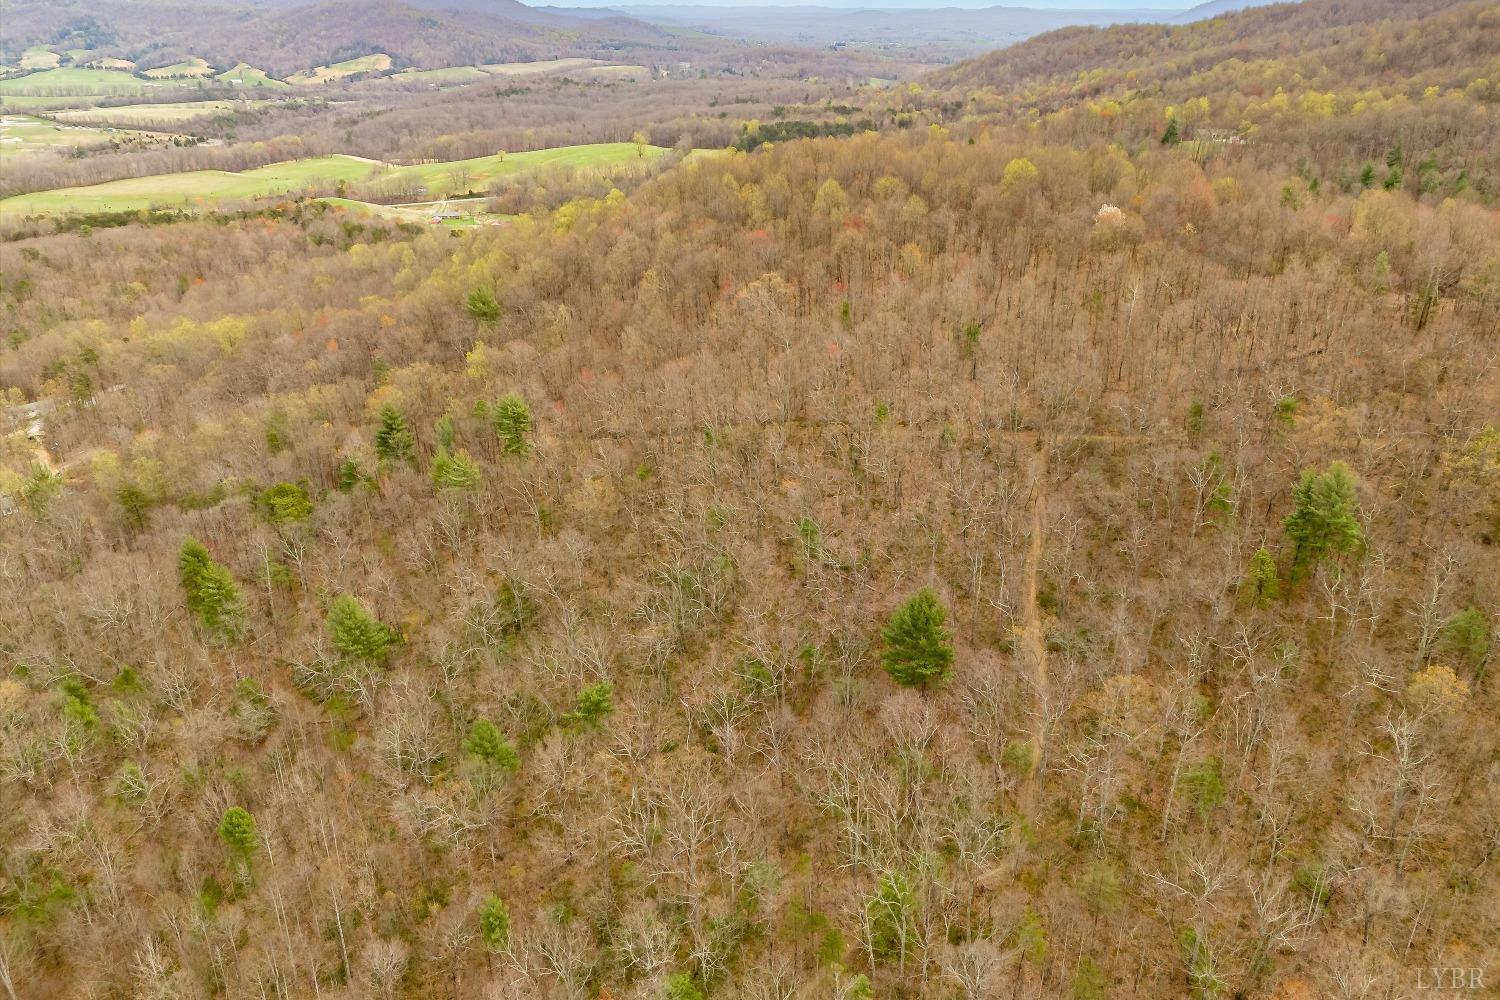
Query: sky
xmin=545 ymin=1 xmax=1198 ymax=9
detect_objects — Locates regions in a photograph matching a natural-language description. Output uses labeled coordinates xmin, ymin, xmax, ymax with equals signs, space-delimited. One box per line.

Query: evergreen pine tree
xmin=492 ymin=393 xmax=533 ymax=455
xmin=258 ymin=482 xmax=313 ymax=524
xmin=881 ymin=588 xmax=954 ymax=687
xmin=374 ymin=404 xmax=415 ymax=465
xmin=431 ymin=448 xmax=482 ymax=490
xmin=867 ymin=872 xmax=917 ymax=963
xmin=465 ymin=287 xmax=501 ymax=325
xmin=1160 ymin=117 xmax=1181 ymax=145
xmin=568 ymin=681 xmax=614 ymax=727
xmin=178 ymin=538 xmax=246 ymax=641
xmin=1282 ymin=463 xmax=1364 ymax=577
xmin=1242 ymin=547 xmax=1281 ymax=608
xmin=336 ymin=457 xmax=365 ymax=492
xmin=327 ymin=594 xmax=394 ymax=662
xmin=1439 ymin=608 xmax=1490 ymax=673
xmin=218 ymin=806 xmax=258 ymax=858
xmin=464 ymin=719 xmax=519 ymax=772
xmin=478 ymin=895 xmax=510 ymax=952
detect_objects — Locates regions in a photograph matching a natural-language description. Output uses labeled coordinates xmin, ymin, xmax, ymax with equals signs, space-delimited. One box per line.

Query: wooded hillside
xmin=1 ymin=0 xmax=1496 ymax=997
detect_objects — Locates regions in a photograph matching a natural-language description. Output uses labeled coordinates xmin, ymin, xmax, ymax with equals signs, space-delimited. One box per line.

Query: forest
xmin=0 ymin=0 xmax=1497 ymax=997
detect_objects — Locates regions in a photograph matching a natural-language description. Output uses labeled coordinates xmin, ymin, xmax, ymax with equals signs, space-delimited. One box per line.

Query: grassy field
xmin=585 ymin=64 xmax=650 ymax=80
xmin=0 ymin=156 xmax=377 ymax=215
xmin=0 ymin=113 xmax=163 ymax=154
xmin=480 ymin=58 xmax=606 ymax=76
xmin=143 ymin=58 xmax=214 ymax=79
xmin=52 ymin=100 xmax=263 ymax=124
xmin=288 ymin=54 xmax=391 ymax=85
xmin=391 ymin=143 xmax=664 ymax=194
xmin=217 ymin=64 xmax=288 ymax=89
xmin=319 ymin=196 xmax=498 ymax=228
xmin=0 ymin=143 xmax=668 ymax=216
xmin=0 ymin=68 xmax=155 ymax=96
xmin=19 ymin=47 xmax=60 ymax=70
xmin=388 ymin=66 xmax=492 ymax=84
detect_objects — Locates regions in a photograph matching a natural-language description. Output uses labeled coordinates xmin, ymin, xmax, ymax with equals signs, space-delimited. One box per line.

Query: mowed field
xmin=0 ymin=113 xmax=166 ymax=153
xmin=0 ymin=143 xmax=668 ymax=216
xmin=287 ymin=54 xmax=392 ymax=85
xmin=52 ymin=101 xmax=259 ymax=124
xmin=389 ymin=66 xmax=493 ymax=84
xmin=217 ymin=64 xmax=289 ymax=89
xmin=143 ymin=58 xmax=215 ymax=79
xmin=0 ymin=68 xmax=158 ymax=96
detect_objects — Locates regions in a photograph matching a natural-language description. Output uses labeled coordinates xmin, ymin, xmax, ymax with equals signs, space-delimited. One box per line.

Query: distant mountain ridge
xmin=928 ymin=0 xmax=1490 ymax=93
xmin=0 ymin=0 xmax=674 ymax=77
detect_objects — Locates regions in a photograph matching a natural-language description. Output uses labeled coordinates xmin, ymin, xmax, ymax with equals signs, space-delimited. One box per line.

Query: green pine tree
xmin=327 ymin=594 xmax=394 ymax=662
xmin=1242 ymin=547 xmax=1281 ymax=608
xmin=336 ymin=457 xmax=365 ymax=492
xmin=663 ymin=973 xmax=705 ymax=1000
xmin=478 ymin=894 xmax=510 ymax=952
xmin=374 ymin=404 xmax=415 ymax=465
xmin=1439 ymin=608 xmax=1490 ymax=672
xmin=1072 ymin=955 xmax=1108 ymax=1000
xmin=1359 ymin=162 xmax=1376 ymax=188
xmin=218 ymin=806 xmax=258 ymax=858
xmin=1160 ymin=117 xmax=1181 ymax=145
xmin=464 ymin=719 xmax=520 ymax=772
xmin=881 ymin=588 xmax=954 ymax=687
xmin=465 ymin=286 xmax=501 ymax=325
xmin=568 ymin=681 xmax=614 ymax=727
xmin=431 ymin=448 xmax=482 ymax=491
xmin=867 ymin=871 xmax=917 ymax=964
xmin=178 ymin=538 xmax=246 ymax=642
xmin=1282 ymin=463 xmax=1365 ymax=577
xmin=492 ymin=393 xmax=533 ymax=455
xmin=258 ymin=482 xmax=312 ymax=525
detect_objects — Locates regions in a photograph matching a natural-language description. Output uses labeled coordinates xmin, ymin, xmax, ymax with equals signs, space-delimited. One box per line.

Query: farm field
xmin=217 ymin=63 xmax=288 ymax=88
xmin=0 ymin=156 xmax=377 ymax=215
xmin=384 ymin=141 xmax=665 ymax=193
xmin=387 ymin=66 xmax=492 ymax=84
xmin=0 ymin=68 xmax=156 ymax=96
xmin=287 ymin=53 xmax=392 ymax=84
xmin=143 ymin=58 xmax=215 ymax=79
xmin=19 ymin=47 xmax=60 ymax=70
xmin=0 ymin=142 xmax=668 ymax=216
xmin=480 ymin=57 xmax=608 ymax=76
xmin=52 ymin=100 xmax=262 ymax=124
xmin=585 ymin=64 xmax=650 ymax=79
xmin=319 ymin=196 xmax=503 ymax=228
xmin=0 ymin=113 xmax=167 ymax=154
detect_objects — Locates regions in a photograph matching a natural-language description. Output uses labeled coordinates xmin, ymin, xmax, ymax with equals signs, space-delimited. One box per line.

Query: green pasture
xmin=288 ymin=54 xmax=391 ymax=85
xmin=389 ymin=66 xmax=492 ymax=84
xmin=217 ymin=64 xmax=288 ymax=89
xmin=143 ymin=58 xmax=215 ymax=79
xmin=0 ymin=143 xmax=668 ymax=216
xmin=53 ymin=101 xmax=259 ymax=124
xmin=0 ymin=68 xmax=155 ymax=96
xmin=0 ymin=113 xmax=157 ymax=154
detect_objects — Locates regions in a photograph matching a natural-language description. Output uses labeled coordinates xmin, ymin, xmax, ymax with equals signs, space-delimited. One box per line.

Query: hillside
xmin=929 ymin=0 xmax=1495 ymax=92
xmin=1 ymin=0 xmax=1496 ymax=996
xmin=0 ymin=0 xmax=677 ymax=78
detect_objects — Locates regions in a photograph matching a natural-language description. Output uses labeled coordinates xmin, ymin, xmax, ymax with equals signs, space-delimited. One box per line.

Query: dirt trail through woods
xmin=1021 ymin=445 xmax=1049 ymax=810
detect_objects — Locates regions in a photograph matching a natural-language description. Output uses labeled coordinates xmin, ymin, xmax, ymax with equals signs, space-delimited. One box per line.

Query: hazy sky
xmin=555 ymin=1 xmax=1194 ymax=9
